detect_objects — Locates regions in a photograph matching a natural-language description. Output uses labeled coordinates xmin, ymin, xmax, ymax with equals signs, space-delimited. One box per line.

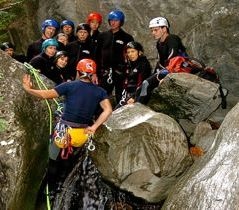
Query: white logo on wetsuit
xmin=133 ymin=68 xmax=138 ymax=73
xmin=116 ymin=40 xmax=124 ymax=45
xmin=82 ymin=50 xmax=90 ymax=54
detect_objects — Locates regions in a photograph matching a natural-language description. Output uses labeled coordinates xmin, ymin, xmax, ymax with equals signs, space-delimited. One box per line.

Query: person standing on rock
xmin=135 ymin=17 xmax=188 ymax=104
xmin=27 ymin=19 xmax=60 ymax=61
xmin=96 ymin=9 xmax=134 ymax=104
xmin=22 ymin=58 xmax=112 ymax=205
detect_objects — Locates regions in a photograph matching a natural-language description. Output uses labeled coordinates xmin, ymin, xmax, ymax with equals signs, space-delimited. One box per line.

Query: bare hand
xmin=127 ymin=98 xmax=135 ymax=104
xmin=22 ymin=74 xmax=32 ymax=90
xmin=85 ymin=126 xmax=97 ymax=135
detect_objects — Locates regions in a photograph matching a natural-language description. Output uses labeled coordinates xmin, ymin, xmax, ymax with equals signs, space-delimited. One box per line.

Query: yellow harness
xmin=53 ymin=121 xmax=88 ymax=149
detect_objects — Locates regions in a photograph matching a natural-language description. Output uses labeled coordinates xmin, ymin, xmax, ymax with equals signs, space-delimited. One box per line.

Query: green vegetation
xmin=0 ymin=0 xmax=25 ymax=41
xmin=0 ymin=118 xmax=7 ymax=133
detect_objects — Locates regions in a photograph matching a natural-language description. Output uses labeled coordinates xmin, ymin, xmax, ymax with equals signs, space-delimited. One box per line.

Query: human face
xmin=150 ymin=26 xmax=166 ymax=41
xmin=44 ymin=26 xmax=57 ymax=39
xmin=126 ymin=48 xmax=139 ymax=62
xmin=62 ymin=25 xmax=73 ymax=35
xmin=45 ymin=46 xmax=57 ymax=57
xmin=89 ymin=20 xmax=100 ymax=32
xmin=57 ymin=34 xmax=68 ymax=46
xmin=5 ymin=48 xmax=14 ymax=57
xmin=109 ymin=20 xmax=121 ymax=32
xmin=56 ymin=55 xmax=68 ymax=68
xmin=76 ymin=30 xmax=89 ymax=41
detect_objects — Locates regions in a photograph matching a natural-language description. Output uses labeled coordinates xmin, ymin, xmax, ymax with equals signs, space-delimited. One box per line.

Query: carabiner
xmin=107 ymin=68 xmax=113 ymax=84
xmin=87 ymin=135 xmax=96 ymax=151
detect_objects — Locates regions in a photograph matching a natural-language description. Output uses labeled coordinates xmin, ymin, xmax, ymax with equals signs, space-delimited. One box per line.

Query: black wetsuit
xmin=96 ymin=28 xmax=134 ymax=103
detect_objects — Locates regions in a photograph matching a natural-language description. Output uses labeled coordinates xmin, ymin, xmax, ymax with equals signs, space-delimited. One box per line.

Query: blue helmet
xmin=41 ymin=19 xmax=60 ymax=32
xmin=108 ymin=10 xmax=125 ymax=26
xmin=41 ymin=38 xmax=59 ymax=52
xmin=60 ymin=20 xmax=75 ymax=29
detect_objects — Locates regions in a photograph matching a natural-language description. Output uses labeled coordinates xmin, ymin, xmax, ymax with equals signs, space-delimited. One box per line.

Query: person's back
xmin=22 ymin=58 xmax=112 ymax=206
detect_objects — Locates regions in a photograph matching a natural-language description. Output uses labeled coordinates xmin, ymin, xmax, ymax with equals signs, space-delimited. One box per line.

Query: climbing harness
xmin=107 ymin=67 xmax=113 ymax=84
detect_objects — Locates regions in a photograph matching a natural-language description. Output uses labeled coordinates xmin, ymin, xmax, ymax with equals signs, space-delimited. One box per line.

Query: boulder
xmin=149 ymin=73 xmax=222 ymax=123
xmin=162 ymin=102 xmax=239 ymax=210
xmin=0 ymin=50 xmax=53 ymax=210
xmin=92 ymin=103 xmax=193 ymax=202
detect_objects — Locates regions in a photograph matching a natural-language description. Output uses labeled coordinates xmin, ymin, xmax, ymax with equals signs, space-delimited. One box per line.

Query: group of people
xmin=10 ymin=9 xmax=190 ymax=206
xmin=1 ymin=12 xmax=189 ymax=108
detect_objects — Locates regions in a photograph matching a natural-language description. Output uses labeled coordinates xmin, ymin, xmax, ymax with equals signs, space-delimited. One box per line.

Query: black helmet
xmin=0 ymin=42 xmax=15 ymax=51
xmin=54 ymin=50 xmax=68 ymax=62
xmin=125 ymin=41 xmax=144 ymax=52
xmin=76 ymin=23 xmax=91 ymax=34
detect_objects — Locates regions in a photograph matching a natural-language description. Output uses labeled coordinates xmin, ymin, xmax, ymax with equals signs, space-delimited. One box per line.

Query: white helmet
xmin=149 ymin=17 xmax=169 ymax=28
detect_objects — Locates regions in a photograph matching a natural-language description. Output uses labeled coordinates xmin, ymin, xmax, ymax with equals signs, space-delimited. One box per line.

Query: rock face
xmin=14 ymin=0 xmax=239 ymax=112
xmin=161 ymin=102 xmax=239 ymax=210
xmin=0 ymin=50 xmax=52 ymax=210
xmin=92 ymin=103 xmax=193 ymax=202
xmin=149 ymin=73 xmax=222 ymax=123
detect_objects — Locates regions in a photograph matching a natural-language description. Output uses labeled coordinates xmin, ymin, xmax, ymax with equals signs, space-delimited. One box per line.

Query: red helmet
xmin=87 ymin=12 xmax=103 ymax=25
xmin=76 ymin=59 xmax=96 ymax=75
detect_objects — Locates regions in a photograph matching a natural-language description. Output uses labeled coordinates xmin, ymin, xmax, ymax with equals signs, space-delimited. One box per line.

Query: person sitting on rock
xmin=135 ymin=17 xmax=188 ymax=104
xmin=115 ymin=41 xmax=152 ymax=108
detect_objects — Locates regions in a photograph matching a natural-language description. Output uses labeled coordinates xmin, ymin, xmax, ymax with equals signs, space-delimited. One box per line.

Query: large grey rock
xmin=0 ymin=50 xmax=52 ymax=210
xmin=161 ymin=102 xmax=239 ymax=210
xmin=15 ymin=0 xmax=239 ymax=105
xmin=149 ymin=73 xmax=222 ymax=123
xmin=92 ymin=103 xmax=192 ymax=202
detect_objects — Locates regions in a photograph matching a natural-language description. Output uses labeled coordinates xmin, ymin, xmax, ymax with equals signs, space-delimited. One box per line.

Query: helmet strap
xmin=78 ymin=72 xmax=92 ymax=81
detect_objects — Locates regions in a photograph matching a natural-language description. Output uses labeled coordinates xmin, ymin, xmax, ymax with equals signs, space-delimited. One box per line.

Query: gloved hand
xmin=157 ymin=69 xmax=169 ymax=80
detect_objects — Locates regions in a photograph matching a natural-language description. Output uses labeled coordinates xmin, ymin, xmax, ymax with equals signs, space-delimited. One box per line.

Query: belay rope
xmin=23 ymin=62 xmax=96 ymax=209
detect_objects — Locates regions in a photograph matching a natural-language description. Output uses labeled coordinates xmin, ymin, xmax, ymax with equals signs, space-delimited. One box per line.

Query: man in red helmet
xmin=23 ymin=58 xmax=112 ymax=134
xmin=22 ymin=58 xmax=112 ymax=203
